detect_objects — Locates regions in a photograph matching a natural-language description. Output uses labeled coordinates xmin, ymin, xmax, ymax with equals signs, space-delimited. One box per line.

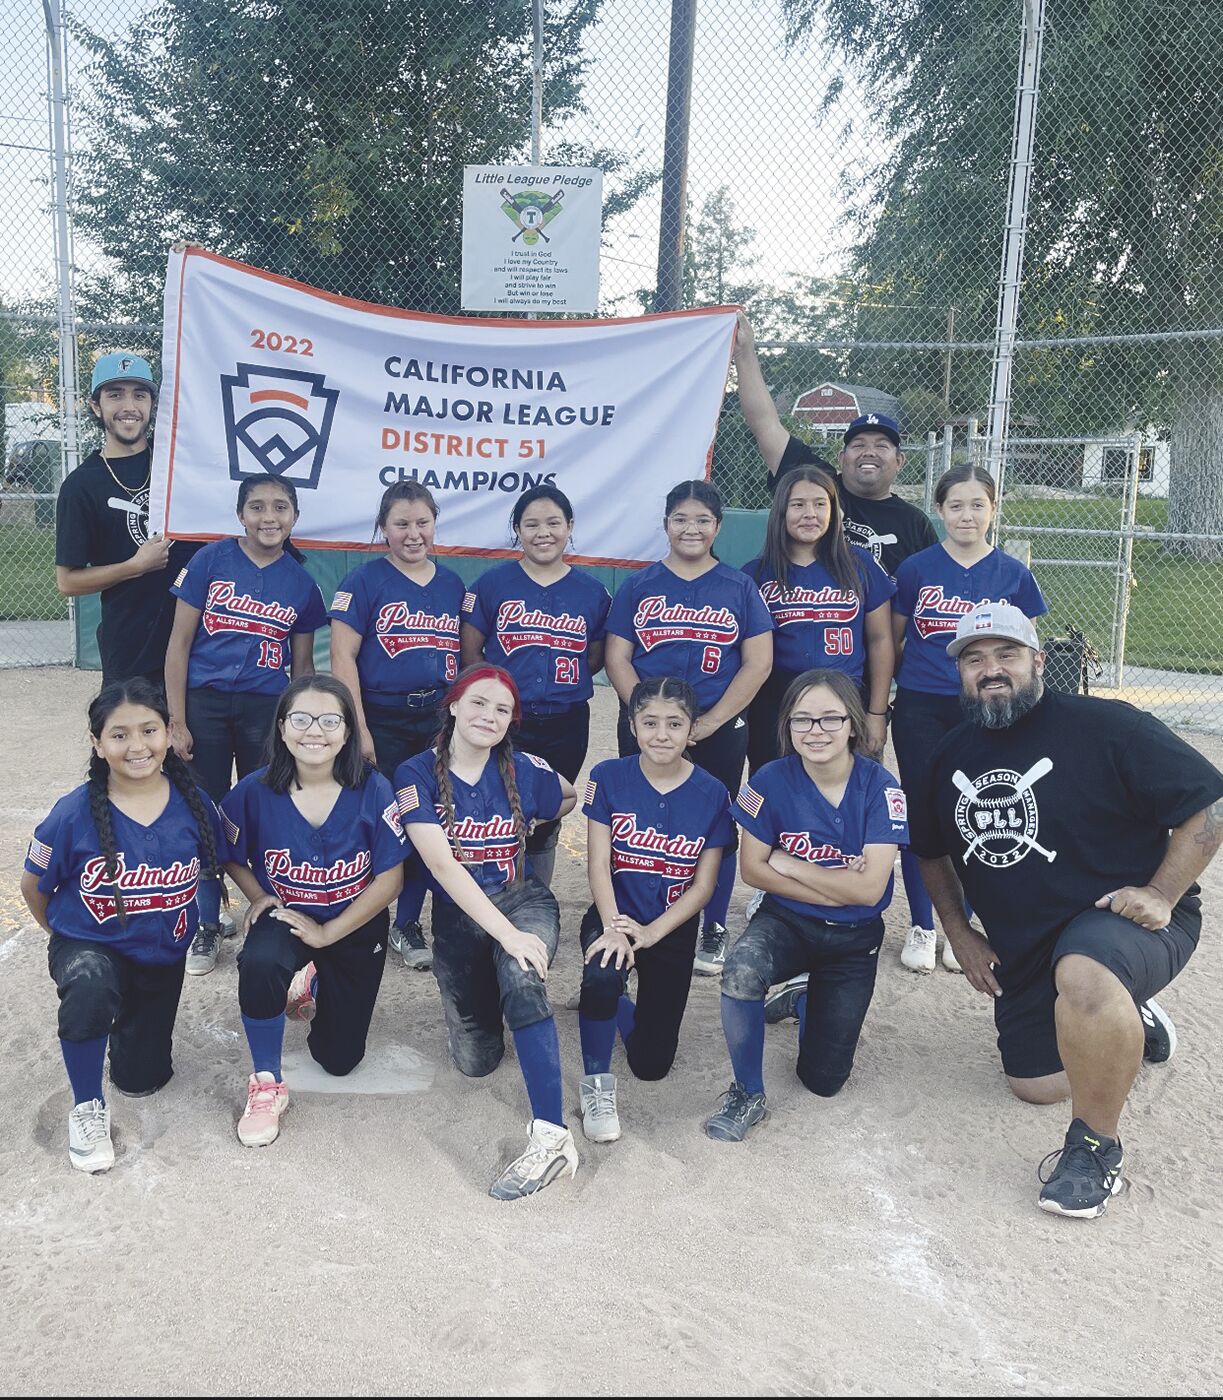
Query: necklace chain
xmin=101 ymin=450 xmax=150 ymax=494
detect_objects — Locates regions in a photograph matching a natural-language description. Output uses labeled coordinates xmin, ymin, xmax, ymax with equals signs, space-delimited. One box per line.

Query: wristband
xmin=867 ymin=708 xmax=891 ymax=718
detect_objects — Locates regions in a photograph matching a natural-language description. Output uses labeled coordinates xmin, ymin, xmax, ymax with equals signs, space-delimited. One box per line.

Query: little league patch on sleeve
xmin=331 ymin=590 xmax=352 ymax=612
xmin=584 ymin=779 xmax=597 ymax=806
xmin=398 ymin=784 xmax=420 ymax=814
xmin=737 ymin=784 xmax=764 ymax=818
xmin=27 ymin=838 xmax=52 ymax=870
xmin=885 ymin=787 xmax=908 ymax=821
xmin=525 ymin=753 xmax=552 ymax=770
xmin=381 ymin=802 xmax=404 ymax=838
xmin=222 ymin=811 xmax=240 ymax=846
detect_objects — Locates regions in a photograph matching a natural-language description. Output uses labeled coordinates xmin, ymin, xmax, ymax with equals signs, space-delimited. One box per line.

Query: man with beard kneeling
xmin=908 ymin=603 xmax=1222 ymax=1218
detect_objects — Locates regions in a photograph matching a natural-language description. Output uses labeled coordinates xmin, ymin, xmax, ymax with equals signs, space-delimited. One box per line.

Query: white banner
xmin=151 ymin=248 xmax=736 ymax=566
xmin=461 ymin=165 xmax=602 ymax=313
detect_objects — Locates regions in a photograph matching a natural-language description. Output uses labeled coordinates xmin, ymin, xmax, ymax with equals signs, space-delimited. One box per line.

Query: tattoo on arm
xmin=1193 ymin=796 xmax=1223 ymax=852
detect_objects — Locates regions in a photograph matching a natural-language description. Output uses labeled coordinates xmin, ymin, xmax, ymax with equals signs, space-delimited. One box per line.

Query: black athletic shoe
xmin=1140 ymin=998 xmax=1177 ymax=1064
xmin=693 ymin=923 xmax=728 ymax=976
xmin=1038 ymin=1118 xmax=1124 ymax=1219
xmin=396 ymin=920 xmax=432 ymax=971
xmin=704 ymin=1081 xmax=767 ymax=1142
xmin=764 ymin=975 xmax=808 ymax=1025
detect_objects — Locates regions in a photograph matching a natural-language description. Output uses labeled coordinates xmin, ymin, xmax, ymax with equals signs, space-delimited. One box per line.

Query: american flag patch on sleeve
xmin=331 ymin=590 xmax=352 ymax=612
xmin=174 ymin=567 xmax=188 ymax=588
xmin=584 ymin=779 xmax=597 ymax=807
xmin=222 ymin=812 xmax=240 ymax=847
xmin=737 ymin=784 xmax=764 ymax=818
xmin=462 ymin=591 xmax=477 ymax=613
xmin=398 ymin=784 xmax=420 ymax=814
xmin=27 ymin=838 xmax=52 ymax=870
xmin=525 ymin=753 xmax=552 ymax=770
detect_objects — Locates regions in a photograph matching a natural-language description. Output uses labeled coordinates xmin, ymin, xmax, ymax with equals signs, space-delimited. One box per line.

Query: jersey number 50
xmin=824 ymin=628 xmax=853 ymax=656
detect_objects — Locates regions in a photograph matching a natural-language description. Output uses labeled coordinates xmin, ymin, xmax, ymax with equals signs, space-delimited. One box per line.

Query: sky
xmin=0 ymin=0 xmax=888 ymax=319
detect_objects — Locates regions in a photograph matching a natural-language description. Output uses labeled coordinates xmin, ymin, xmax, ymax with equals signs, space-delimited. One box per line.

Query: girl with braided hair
xmin=393 ymin=665 xmax=578 ymax=1200
xmin=20 ymin=679 xmax=226 ymax=1174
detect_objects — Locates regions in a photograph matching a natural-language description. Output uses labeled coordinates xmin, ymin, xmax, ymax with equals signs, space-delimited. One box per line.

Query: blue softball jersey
xmin=25 ymin=782 xmax=225 ymax=964
xmin=221 ymin=768 xmax=405 ymax=921
xmin=328 ymin=557 xmax=464 ymax=697
xmin=742 ymin=548 xmax=895 ymax=678
xmin=894 ymin=545 xmax=1048 ymax=695
xmin=732 ymin=754 xmax=909 ymax=923
xmin=394 ymin=748 xmax=564 ymax=898
xmin=583 ymin=756 xmax=733 ymax=924
xmin=605 ymin=560 xmax=773 ymax=712
xmin=462 ymin=561 xmax=611 ymax=708
xmin=171 ymin=538 xmax=327 ymax=694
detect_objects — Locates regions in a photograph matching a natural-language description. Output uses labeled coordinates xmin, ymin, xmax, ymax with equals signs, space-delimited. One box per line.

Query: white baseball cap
xmin=946 ymin=601 xmax=1041 ymax=658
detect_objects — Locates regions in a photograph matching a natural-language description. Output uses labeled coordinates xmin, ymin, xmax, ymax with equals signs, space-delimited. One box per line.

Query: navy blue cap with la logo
xmin=843 ymin=412 xmax=901 ymax=447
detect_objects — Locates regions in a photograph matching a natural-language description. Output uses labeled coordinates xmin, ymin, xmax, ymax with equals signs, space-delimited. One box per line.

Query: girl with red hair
xmin=393 ymin=665 xmax=578 ymax=1200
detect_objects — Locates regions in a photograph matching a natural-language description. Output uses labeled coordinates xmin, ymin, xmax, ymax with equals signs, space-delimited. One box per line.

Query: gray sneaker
xmin=489 ymin=1119 xmax=579 ymax=1200
xmin=393 ymin=920 xmax=432 ymax=970
xmin=693 ymin=923 xmax=728 ymax=976
xmin=185 ymin=923 xmax=222 ymax=976
xmin=219 ymin=910 xmax=239 ymax=939
xmin=579 ymin=1073 xmax=621 ymax=1143
xmin=764 ymin=974 xmax=808 ymax=1024
xmin=704 ymin=1081 xmax=768 ymax=1142
xmin=68 ymin=1099 xmax=114 ymax=1174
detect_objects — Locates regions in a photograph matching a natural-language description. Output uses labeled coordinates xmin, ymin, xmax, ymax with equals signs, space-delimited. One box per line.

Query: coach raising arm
xmin=910 ymin=602 xmax=1223 ymax=1220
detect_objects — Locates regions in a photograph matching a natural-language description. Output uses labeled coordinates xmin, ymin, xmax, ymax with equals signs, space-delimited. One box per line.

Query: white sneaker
xmin=942 ymin=936 xmax=963 ymax=973
xmin=489 ymin=1119 xmax=579 ymax=1200
xmin=901 ymin=926 xmax=937 ymax=973
xmin=579 ymin=1073 xmax=621 ymax=1143
xmin=745 ymin=890 xmax=765 ymax=922
xmin=68 ymin=1098 xmax=114 ymax=1174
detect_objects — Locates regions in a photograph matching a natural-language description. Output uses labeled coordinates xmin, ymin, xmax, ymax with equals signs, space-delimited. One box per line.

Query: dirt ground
xmin=2 ymin=667 xmax=1221 ymax=1397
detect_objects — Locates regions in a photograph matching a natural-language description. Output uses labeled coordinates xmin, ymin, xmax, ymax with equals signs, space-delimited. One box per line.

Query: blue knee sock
xmin=395 ymin=877 xmax=427 ymax=929
xmin=578 ymin=1014 xmax=617 ymax=1076
xmin=196 ymin=875 xmax=222 ymax=927
xmin=900 ymin=847 xmax=934 ymax=929
xmin=706 ymin=849 xmax=736 ymax=930
xmin=796 ymin=992 xmax=808 ymax=1041
xmin=241 ymin=1013 xmax=285 ymax=1079
xmin=61 ymin=1035 xmax=107 ymax=1105
xmin=720 ymin=994 xmax=766 ymax=1096
xmin=616 ymin=995 xmax=637 ymax=1046
xmin=512 ymin=1018 xmax=565 ymax=1127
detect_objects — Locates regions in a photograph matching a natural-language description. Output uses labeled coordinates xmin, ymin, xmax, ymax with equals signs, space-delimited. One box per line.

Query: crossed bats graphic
xmin=951 ymin=757 xmax=1057 ymax=864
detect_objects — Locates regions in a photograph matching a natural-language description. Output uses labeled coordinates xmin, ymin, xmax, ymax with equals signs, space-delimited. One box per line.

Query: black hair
xmin=759 ymin=466 xmax=864 ymax=599
xmin=262 ymin=675 xmax=367 ymax=793
xmin=236 ymin=473 xmax=306 ymax=563
xmin=776 ymin=668 xmax=868 ymax=759
xmin=663 ymin=479 xmax=723 ymax=522
xmin=512 ymin=484 xmax=574 ymax=533
xmin=87 ymin=679 xmax=223 ymax=926
xmin=627 ymin=675 xmax=699 ymax=726
xmin=935 ymin=463 xmax=997 ymax=508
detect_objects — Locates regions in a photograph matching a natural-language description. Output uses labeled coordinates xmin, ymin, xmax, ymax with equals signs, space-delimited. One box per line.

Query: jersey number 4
xmin=554 ymin=655 xmax=579 ymax=686
xmin=823 ymin=628 xmax=853 ymax=657
xmin=256 ymin=640 xmax=283 ymax=669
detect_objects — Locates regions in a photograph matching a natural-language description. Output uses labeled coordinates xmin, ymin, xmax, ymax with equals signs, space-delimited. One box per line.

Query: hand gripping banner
xmin=150 ymin=247 xmax=738 ymax=566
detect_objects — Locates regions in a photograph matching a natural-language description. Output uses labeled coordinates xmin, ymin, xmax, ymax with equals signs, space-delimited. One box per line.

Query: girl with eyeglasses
xmin=891 ymin=464 xmax=1047 ymax=974
xmin=705 ymin=669 xmax=907 ymax=1143
xmin=604 ymin=480 xmax=773 ymax=977
xmin=164 ymin=473 xmax=327 ymax=976
xmin=742 ymin=466 xmax=895 ymax=774
xmin=329 ymin=481 xmax=465 ymax=973
xmin=460 ymin=485 xmax=611 ymax=889
xmin=220 ymin=675 xmax=405 ymax=1149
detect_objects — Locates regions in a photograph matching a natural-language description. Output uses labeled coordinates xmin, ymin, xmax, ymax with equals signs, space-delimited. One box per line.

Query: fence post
xmin=654 ymin=0 xmax=697 ymax=312
xmin=1109 ymin=429 xmax=1143 ymax=687
xmin=923 ymin=430 xmax=937 ymax=514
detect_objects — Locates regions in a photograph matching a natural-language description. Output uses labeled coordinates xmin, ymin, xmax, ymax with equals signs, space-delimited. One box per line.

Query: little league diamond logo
xmin=221 ymin=364 xmax=339 ymax=490
xmin=500 ymin=188 xmax=566 ymax=245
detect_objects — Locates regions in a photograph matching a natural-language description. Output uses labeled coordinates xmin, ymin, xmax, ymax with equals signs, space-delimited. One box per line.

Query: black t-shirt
xmin=910 ymin=689 xmax=1223 ymax=990
xmin=772 ymin=434 xmax=938 ymax=578
xmin=55 ymin=447 xmax=198 ymax=681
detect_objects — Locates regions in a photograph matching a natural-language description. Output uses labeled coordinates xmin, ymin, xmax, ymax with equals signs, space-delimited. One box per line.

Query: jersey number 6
xmin=700 ymin=645 xmax=721 ymax=674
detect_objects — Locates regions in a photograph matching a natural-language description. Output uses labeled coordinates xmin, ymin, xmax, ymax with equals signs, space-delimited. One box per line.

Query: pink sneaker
xmin=286 ymin=962 xmax=317 ymax=1022
xmin=237 ymin=1072 xmax=289 ymax=1146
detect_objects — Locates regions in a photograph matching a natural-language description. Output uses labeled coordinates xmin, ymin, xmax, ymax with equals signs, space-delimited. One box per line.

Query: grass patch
xmin=0 ymin=520 xmax=66 ymax=622
xmin=999 ymin=496 xmax=1223 ymax=674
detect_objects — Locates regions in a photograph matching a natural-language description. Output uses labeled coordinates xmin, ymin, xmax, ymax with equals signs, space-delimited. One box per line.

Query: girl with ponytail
xmin=392 ymin=664 xmax=579 ymax=1201
xmin=20 ymin=680 xmax=226 ymax=1175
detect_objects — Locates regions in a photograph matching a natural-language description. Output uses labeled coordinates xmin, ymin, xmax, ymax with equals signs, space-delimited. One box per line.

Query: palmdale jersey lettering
xmin=911 ymin=586 xmax=1005 ymax=640
xmin=203 ymin=580 xmax=300 ymax=639
xmin=78 ymin=854 xmax=200 ymax=925
xmin=373 ymin=601 xmax=461 ymax=658
xmin=495 ymin=601 xmax=587 ymax=653
xmin=263 ymin=847 xmax=373 ymax=907
xmin=633 ymin=596 xmax=739 ymax=650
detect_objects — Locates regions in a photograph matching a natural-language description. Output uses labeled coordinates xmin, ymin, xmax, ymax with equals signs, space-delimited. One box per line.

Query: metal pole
xmin=923 ymin=431 xmax=937 ymax=515
xmin=942 ymin=304 xmax=956 ymax=409
xmin=985 ymin=0 xmax=1046 ymax=501
xmin=43 ymin=0 xmax=80 ymax=485
xmin=1110 ymin=430 xmax=1142 ymax=687
xmin=654 ymin=0 xmax=697 ymax=312
xmin=530 ymin=0 xmax=543 ymax=165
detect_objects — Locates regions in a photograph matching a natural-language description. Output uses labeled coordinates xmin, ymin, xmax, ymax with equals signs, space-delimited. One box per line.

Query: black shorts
xmin=994 ymin=900 xmax=1200 ymax=1079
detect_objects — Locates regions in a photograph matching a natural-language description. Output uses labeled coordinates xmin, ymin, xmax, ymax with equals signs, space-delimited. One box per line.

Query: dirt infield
xmin=2 ymin=666 xmax=1220 ymax=1397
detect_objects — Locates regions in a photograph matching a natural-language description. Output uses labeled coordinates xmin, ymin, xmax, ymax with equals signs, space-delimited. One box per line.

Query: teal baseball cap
xmin=90 ymin=351 xmax=157 ymax=397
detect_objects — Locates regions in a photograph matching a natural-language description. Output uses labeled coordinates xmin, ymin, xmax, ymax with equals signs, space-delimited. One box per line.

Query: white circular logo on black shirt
xmin=125 ymin=488 xmax=151 ymax=547
xmin=952 ymin=762 xmax=1057 ymax=868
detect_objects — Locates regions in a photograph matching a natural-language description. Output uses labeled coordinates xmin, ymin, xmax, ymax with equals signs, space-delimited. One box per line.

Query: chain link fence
xmin=2 ymin=0 xmax=1220 ymax=728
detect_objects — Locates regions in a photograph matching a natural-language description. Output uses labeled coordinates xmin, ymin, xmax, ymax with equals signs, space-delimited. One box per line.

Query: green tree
xmin=784 ymin=0 xmax=1223 ymax=555
xmin=71 ymin=0 xmax=652 ymax=323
